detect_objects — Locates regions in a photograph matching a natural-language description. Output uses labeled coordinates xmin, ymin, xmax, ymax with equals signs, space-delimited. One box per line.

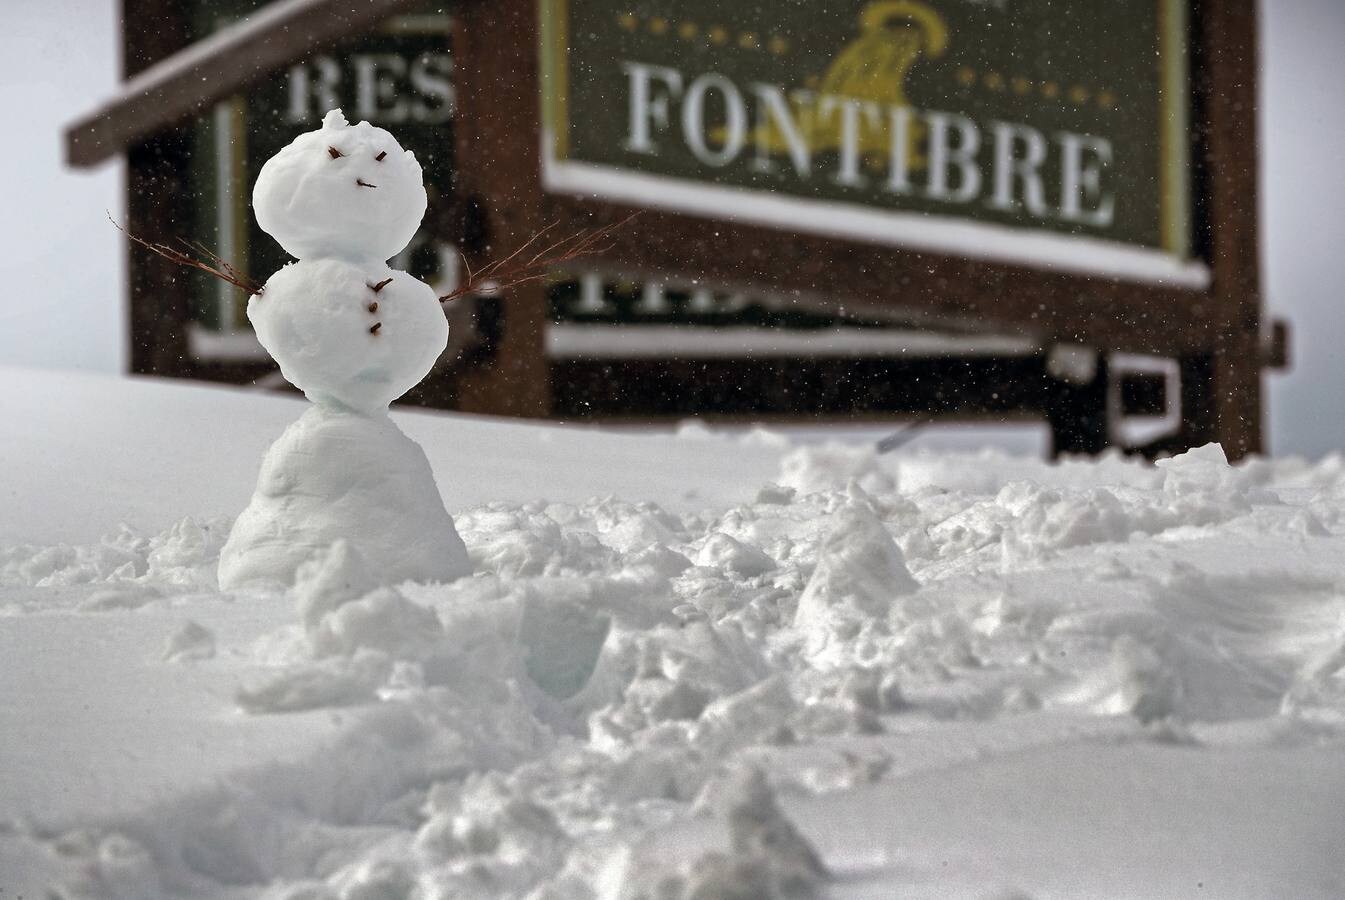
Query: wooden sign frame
xmin=82 ymin=0 xmax=1271 ymax=458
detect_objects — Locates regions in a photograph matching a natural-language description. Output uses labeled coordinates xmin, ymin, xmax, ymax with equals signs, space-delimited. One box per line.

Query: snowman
xmin=218 ymin=109 xmax=472 ymax=591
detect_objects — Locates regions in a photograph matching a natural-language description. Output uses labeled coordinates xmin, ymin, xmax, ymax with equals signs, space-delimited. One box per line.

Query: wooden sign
xmin=541 ymin=0 xmax=1199 ymax=286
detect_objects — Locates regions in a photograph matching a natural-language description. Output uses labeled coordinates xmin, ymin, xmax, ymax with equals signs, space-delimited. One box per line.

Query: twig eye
xmin=328 ymin=146 xmax=344 ymax=159
xmin=375 ymin=150 xmax=387 ymax=161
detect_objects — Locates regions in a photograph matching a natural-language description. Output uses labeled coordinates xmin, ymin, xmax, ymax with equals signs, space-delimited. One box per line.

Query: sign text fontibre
xmin=540 ymin=0 xmax=1203 ymax=286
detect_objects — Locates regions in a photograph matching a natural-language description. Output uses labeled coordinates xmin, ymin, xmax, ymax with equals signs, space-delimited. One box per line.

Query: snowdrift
xmin=2 ymin=367 xmax=1343 ymax=898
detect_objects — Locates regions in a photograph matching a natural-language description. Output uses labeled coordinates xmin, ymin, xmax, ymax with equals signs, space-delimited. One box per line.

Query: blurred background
xmin=1 ymin=1 xmax=1340 ymax=456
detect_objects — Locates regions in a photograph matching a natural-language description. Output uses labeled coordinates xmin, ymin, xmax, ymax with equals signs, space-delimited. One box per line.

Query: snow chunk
xmin=331 ymin=858 xmax=415 ymax=900
xmin=162 ymin=620 xmax=216 ymax=663
xmin=778 ymin=443 xmax=896 ymax=495
xmin=795 ymin=504 xmax=918 ymax=663
xmin=629 ymin=769 xmax=827 ymax=899
xmin=1155 ymin=440 xmax=1228 ymax=478
xmin=627 ymin=543 xmax=695 ymax=579
xmin=1157 ymin=441 xmax=1271 ymax=505
xmin=1102 ymin=635 xmax=1184 ymax=723
xmin=294 ymin=542 xmax=443 ymax=662
xmin=146 ymin=517 xmax=226 ymax=577
xmin=236 ymin=650 xmax=388 ymax=714
xmin=726 ymin=770 xmax=827 ymax=881
xmin=79 ymin=585 xmax=162 ymax=612
xmin=599 ymin=505 xmax=684 ymax=553
xmin=754 ymin=482 xmax=797 ymax=505
xmin=294 ymin=540 xmax=379 ymax=630
xmin=309 ymin=586 xmax=443 ymax=661
xmin=696 ymin=532 xmax=776 ymax=577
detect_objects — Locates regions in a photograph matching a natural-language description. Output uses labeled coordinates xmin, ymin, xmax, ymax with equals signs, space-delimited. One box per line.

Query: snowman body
xmin=218 ymin=109 xmax=471 ymax=591
xmin=249 ymin=258 xmax=447 ymax=415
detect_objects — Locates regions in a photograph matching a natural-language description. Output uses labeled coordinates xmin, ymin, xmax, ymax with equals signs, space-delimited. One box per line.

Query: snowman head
xmin=253 ymin=109 xmax=428 ymax=263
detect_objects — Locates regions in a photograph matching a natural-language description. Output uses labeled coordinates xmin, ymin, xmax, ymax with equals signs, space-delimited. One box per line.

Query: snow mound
xmin=218 ymin=407 xmax=470 ymax=591
xmin=6 ymin=438 xmax=1345 ymax=898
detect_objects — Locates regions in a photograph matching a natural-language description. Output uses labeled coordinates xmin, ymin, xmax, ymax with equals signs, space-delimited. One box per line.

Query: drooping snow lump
xmin=218 ymin=109 xmax=470 ymax=590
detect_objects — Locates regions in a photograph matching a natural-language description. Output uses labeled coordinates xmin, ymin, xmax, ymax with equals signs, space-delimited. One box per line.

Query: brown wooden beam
xmin=539 ymin=200 xmax=1221 ymax=357
xmin=450 ymin=0 xmax=552 ymax=417
xmin=1198 ymin=0 xmax=1264 ymax=459
xmin=122 ymin=0 xmax=193 ymax=378
xmin=69 ymin=0 xmax=424 ymax=167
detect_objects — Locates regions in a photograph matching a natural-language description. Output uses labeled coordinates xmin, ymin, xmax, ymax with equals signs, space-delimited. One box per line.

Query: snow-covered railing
xmin=65 ymin=0 xmax=422 ymax=167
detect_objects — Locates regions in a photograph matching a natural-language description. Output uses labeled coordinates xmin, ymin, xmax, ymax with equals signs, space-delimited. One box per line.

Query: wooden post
xmin=1176 ymin=354 xmax=1216 ymax=448
xmin=1046 ymin=357 xmax=1112 ymax=459
xmin=123 ymin=0 xmax=194 ymax=379
xmin=1199 ymin=0 xmax=1264 ymax=459
xmin=449 ymin=0 xmax=552 ymax=417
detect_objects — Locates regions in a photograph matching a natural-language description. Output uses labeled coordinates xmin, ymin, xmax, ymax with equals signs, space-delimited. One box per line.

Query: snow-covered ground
xmin=2 ymin=366 xmax=1344 ymax=899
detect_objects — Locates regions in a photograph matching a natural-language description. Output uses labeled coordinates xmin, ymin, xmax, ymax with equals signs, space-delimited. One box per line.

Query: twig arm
xmin=439 ymin=213 xmax=639 ymax=305
xmin=109 ymin=212 xmax=265 ymax=296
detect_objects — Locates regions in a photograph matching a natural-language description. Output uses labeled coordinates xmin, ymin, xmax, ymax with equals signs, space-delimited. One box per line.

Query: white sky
xmin=0 ymin=1 xmax=1341 ymax=456
xmin=0 ymin=2 xmax=124 ymax=375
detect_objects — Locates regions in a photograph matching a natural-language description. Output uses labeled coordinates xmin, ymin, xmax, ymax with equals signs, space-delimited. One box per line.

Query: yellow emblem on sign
xmin=749 ymin=0 xmax=949 ymax=168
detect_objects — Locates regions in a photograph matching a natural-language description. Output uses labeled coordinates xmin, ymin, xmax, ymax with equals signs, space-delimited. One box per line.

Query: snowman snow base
xmin=219 ymin=406 xmax=470 ymax=590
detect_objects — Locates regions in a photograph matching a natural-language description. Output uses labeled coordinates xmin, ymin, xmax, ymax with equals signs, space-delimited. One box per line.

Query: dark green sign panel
xmin=541 ymin=0 xmax=1199 ymax=285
